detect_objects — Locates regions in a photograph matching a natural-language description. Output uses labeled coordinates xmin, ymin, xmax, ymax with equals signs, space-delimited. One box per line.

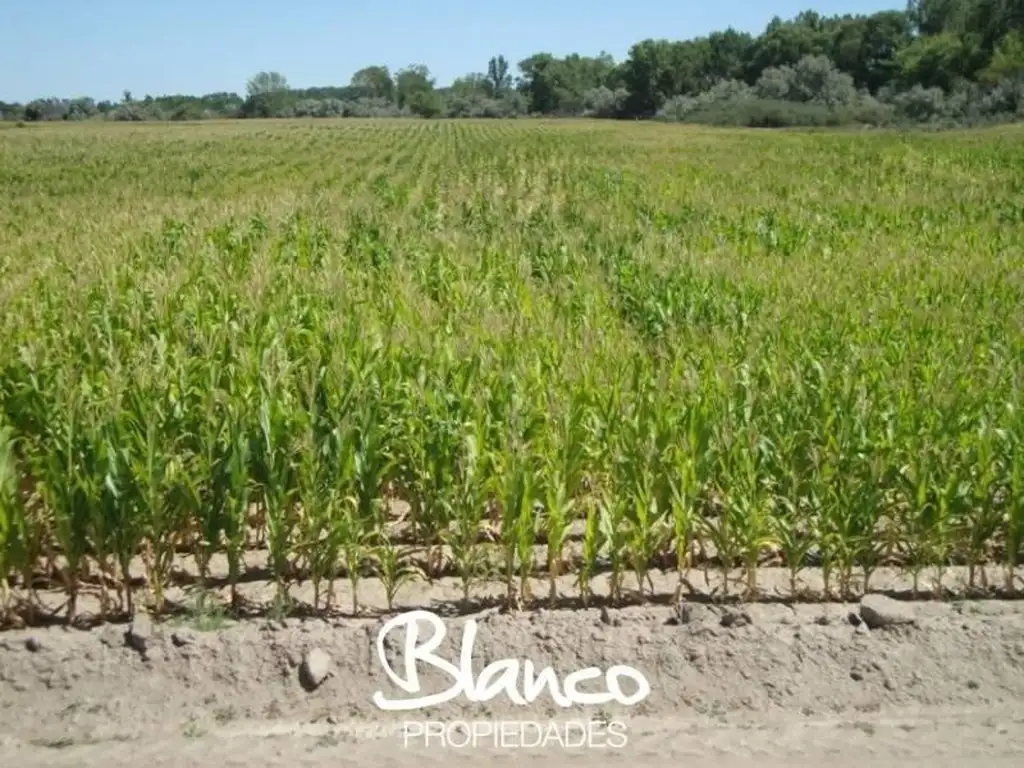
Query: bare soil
xmin=2 ymin=565 xmax=1024 ymax=766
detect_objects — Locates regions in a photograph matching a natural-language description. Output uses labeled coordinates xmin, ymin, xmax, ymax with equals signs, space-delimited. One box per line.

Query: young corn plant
xmin=373 ymin=531 xmax=420 ymax=613
xmin=667 ymin=386 xmax=712 ymax=602
xmin=578 ymin=499 xmax=601 ymax=607
xmin=536 ymin=388 xmax=589 ymax=607
xmin=78 ymin=411 xmax=118 ymax=621
xmin=1004 ymin=404 xmax=1024 ymax=593
xmin=338 ymin=494 xmax=374 ymax=616
xmin=395 ymin=366 xmax=463 ymax=580
xmin=256 ymin=344 xmax=299 ymax=611
xmin=497 ymin=449 xmax=536 ymax=611
xmin=91 ymin=410 xmax=142 ymax=618
xmin=958 ymin=418 xmax=1005 ymax=590
xmin=36 ymin=378 xmax=94 ymax=625
xmin=221 ymin=401 xmax=252 ymax=610
xmin=731 ymin=430 xmax=777 ymax=600
xmin=539 ymin=465 xmax=574 ymax=607
xmin=184 ymin=385 xmax=231 ymax=595
xmin=897 ymin=441 xmax=947 ymax=599
xmin=701 ymin=427 xmax=745 ymax=601
xmin=817 ymin=377 xmax=884 ymax=600
xmin=668 ymin=446 xmax=699 ymax=603
xmin=294 ymin=357 xmax=345 ymax=613
xmin=351 ymin=410 xmax=391 ymax=547
xmin=0 ymin=422 xmax=26 ymax=625
xmin=443 ymin=425 xmax=490 ymax=606
xmin=623 ymin=473 xmax=669 ymax=602
xmin=124 ymin=378 xmax=186 ymax=616
xmin=597 ymin=484 xmax=630 ymax=606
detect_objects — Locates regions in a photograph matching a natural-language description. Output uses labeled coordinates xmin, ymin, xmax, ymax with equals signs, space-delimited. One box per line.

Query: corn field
xmin=1 ymin=119 xmax=1023 ymax=626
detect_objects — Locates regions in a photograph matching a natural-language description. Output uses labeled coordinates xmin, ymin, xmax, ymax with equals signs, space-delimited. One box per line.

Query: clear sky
xmin=2 ymin=0 xmax=904 ymax=103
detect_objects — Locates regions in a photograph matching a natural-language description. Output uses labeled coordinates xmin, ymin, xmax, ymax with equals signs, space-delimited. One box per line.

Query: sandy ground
xmin=3 ymin=565 xmax=1024 ymax=766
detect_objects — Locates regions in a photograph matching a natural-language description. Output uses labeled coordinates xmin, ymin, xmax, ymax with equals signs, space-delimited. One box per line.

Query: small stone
xmin=847 ymin=612 xmax=863 ymax=627
xmin=171 ymin=631 xmax=194 ymax=648
xmin=99 ymin=624 xmax=124 ymax=648
xmin=815 ymin=614 xmax=831 ymax=626
xmin=859 ymin=595 xmax=915 ymax=629
xmin=851 ymin=670 xmax=865 ymax=682
xmin=967 ymin=680 xmax=980 ymax=690
xmin=720 ymin=610 xmax=752 ymax=628
xmin=125 ymin=614 xmax=154 ymax=656
xmin=299 ymin=647 xmax=331 ymax=691
xmin=676 ymin=602 xmax=709 ymax=625
xmin=24 ymin=637 xmax=42 ymax=653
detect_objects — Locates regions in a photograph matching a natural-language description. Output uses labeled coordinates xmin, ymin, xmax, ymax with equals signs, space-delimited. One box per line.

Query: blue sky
xmin=2 ymin=0 xmax=903 ymax=103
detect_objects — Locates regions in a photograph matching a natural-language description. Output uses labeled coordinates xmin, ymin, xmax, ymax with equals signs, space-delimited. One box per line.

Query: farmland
xmin=1 ymin=118 xmax=1024 ymax=627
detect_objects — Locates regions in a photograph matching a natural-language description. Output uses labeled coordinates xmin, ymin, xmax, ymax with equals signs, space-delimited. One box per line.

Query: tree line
xmin=3 ymin=1 xmax=1023 ymax=128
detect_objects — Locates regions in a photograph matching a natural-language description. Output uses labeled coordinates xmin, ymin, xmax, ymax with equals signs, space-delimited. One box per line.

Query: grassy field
xmin=1 ymin=118 xmax=1023 ymax=625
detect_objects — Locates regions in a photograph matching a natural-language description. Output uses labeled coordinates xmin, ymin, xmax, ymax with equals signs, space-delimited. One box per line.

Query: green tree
xmin=831 ymin=11 xmax=912 ymax=91
xmin=395 ymin=65 xmax=436 ymax=110
xmin=898 ymin=31 xmax=981 ymax=89
xmin=980 ymin=29 xmax=1024 ymax=82
xmin=241 ymin=71 xmax=291 ymax=117
xmin=486 ymin=55 xmax=512 ymax=97
xmin=350 ymin=66 xmax=395 ymax=101
xmin=246 ymin=71 xmax=289 ymax=96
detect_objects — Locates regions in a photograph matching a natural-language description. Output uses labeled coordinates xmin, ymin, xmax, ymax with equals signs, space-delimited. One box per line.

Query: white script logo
xmin=371 ymin=610 xmax=651 ymax=711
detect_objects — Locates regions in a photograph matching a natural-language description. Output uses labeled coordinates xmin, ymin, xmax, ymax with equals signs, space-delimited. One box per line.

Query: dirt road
xmin=3 ymin=581 xmax=1024 ymax=766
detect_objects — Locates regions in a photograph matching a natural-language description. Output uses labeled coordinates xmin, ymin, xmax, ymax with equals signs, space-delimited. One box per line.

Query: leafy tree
xmin=745 ymin=14 xmax=834 ymax=78
xmin=486 ymin=55 xmax=512 ymax=97
xmin=907 ymin=0 xmax=972 ymax=35
xmin=831 ymin=11 xmax=913 ymax=91
xmin=408 ymin=89 xmax=444 ymax=118
xmin=704 ymin=29 xmax=755 ymax=83
xmin=450 ymin=73 xmax=490 ymax=97
xmin=517 ymin=53 xmax=559 ymax=113
xmin=898 ymin=31 xmax=981 ymax=89
xmin=621 ymin=40 xmax=679 ymax=116
xmin=350 ymin=66 xmax=395 ymax=101
xmin=241 ymin=71 xmax=291 ymax=117
xmin=246 ymin=71 xmax=289 ymax=96
xmin=395 ymin=64 xmax=435 ymax=109
xmin=980 ymin=29 xmax=1024 ymax=82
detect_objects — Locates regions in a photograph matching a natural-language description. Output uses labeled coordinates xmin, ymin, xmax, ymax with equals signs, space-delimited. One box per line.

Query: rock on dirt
xmin=299 ymin=647 xmax=331 ymax=691
xmin=24 ymin=637 xmax=42 ymax=653
xmin=171 ymin=630 xmax=194 ymax=648
xmin=720 ymin=610 xmax=753 ymax=628
xmin=125 ymin=614 xmax=154 ymax=657
xmin=859 ymin=595 xmax=915 ymax=629
xmin=670 ymin=601 xmax=711 ymax=626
